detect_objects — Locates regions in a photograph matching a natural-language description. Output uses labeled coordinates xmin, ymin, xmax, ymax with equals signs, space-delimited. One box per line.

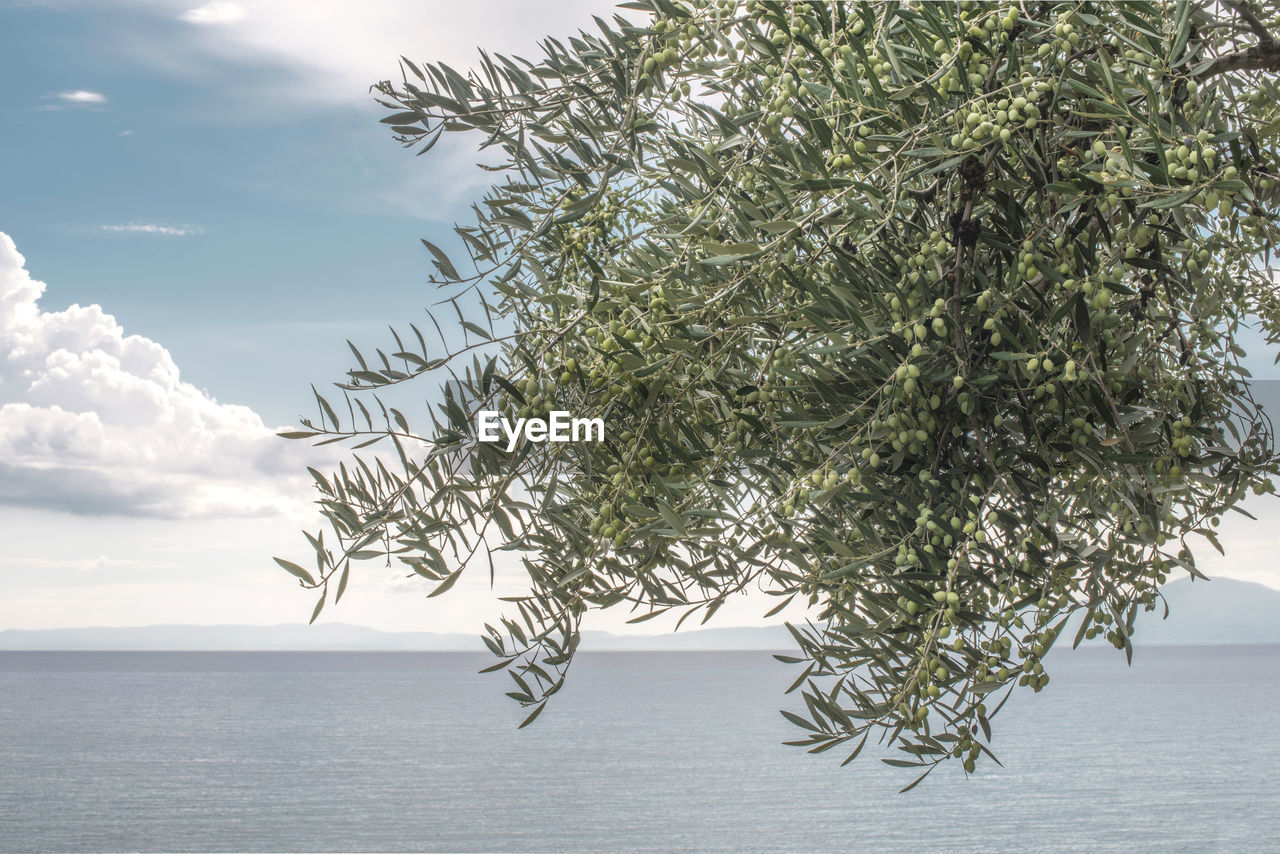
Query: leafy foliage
xmin=280 ymin=0 xmax=1280 ymax=785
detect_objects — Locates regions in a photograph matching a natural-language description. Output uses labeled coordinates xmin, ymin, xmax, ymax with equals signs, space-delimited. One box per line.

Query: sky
xmin=2 ymin=0 xmax=1280 ymax=638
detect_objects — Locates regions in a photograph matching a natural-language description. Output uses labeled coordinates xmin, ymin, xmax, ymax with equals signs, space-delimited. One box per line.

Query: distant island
xmin=1 ymin=577 xmax=1276 ymax=651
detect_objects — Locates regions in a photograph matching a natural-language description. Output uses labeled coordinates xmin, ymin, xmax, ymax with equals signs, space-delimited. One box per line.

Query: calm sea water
xmin=0 ymin=647 xmax=1277 ymax=853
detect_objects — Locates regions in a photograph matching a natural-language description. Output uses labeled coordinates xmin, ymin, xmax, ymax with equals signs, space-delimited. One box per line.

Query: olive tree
xmin=277 ymin=0 xmax=1280 ymax=786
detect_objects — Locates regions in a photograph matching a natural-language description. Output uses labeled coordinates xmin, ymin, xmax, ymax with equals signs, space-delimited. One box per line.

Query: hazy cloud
xmin=0 ymin=554 xmax=163 ymax=572
xmin=58 ymin=90 xmax=106 ymax=104
xmin=180 ymin=1 xmax=246 ymax=25
xmin=98 ymin=223 xmax=202 ymax=236
xmin=123 ymin=0 xmax=629 ymax=107
xmin=0 ymin=231 xmax=310 ymax=518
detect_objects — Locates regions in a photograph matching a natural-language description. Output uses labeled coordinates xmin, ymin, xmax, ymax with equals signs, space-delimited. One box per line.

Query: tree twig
xmin=1222 ymin=0 xmax=1275 ymax=45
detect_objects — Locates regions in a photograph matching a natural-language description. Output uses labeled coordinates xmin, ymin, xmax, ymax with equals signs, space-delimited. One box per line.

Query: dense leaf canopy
xmin=279 ymin=0 xmax=1280 ymax=785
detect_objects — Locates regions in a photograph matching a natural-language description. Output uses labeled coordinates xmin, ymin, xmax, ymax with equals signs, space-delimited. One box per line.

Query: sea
xmin=0 ymin=646 xmax=1277 ymax=853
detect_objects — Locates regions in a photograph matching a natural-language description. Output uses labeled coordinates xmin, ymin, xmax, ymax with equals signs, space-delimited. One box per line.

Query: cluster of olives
xmin=558 ymin=188 xmax=634 ymax=263
xmin=472 ymin=0 xmax=1280 ymax=769
xmin=948 ymin=89 xmax=1046 ymax=150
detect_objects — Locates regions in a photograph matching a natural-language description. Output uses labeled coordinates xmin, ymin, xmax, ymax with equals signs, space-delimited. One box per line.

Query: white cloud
xmin=94 ymin=2 xmax=640 ymax=222
xmin=122 ymin=0 xmax=631 ymax=107
xmin=99 ymin=223 xmax=202 ymax=236
xmin=180 ymin=1 xmax=246 ymax=25
xmin=58 ymin=90 xmax=106 ymax=104
xmin=0 ymin=231 xmax=312 ymax=519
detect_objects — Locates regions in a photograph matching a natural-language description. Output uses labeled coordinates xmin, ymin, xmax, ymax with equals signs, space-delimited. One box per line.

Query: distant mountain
xmin=0 ymin=578 xmax=1274 ymax=650
xmin=0 ymin=622 xmax=796 ymax=652
xmin=1130 ymin=577 xmax=1280 ymax=645
xmin=0 ymin=623 xmax=482 ymax=652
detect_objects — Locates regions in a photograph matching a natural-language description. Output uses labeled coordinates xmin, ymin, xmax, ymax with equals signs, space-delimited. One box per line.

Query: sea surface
xmin=0 ymin=646 xmax=1277 ymax=853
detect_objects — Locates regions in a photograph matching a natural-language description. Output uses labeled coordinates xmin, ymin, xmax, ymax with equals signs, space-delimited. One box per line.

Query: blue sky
xmin=1 ymin=0 xmax=483 ymax=425
xmin=2 ymin=0 xmax=1279 ymax=636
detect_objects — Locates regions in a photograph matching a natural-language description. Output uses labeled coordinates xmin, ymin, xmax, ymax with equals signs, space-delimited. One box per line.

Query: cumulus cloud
xmin=180 ymin=2 xmax=246 ymax=25
xmin=0 ymin=231 xmax=309 ymax=519
xmin=58 ymin=90 xmax=107 ymax=104
xmin=99 ymin=223 xmax=202 ymax=236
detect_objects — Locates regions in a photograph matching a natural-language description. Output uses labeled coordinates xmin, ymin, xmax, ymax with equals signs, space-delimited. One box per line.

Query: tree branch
xmin=1200 ymin=1 xmax=1280 ymax=78
xmin=1200 ymin=38 xmax=1280 ymax=77
xmin=1222 ymin=0 xmax=1275 ymax=45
